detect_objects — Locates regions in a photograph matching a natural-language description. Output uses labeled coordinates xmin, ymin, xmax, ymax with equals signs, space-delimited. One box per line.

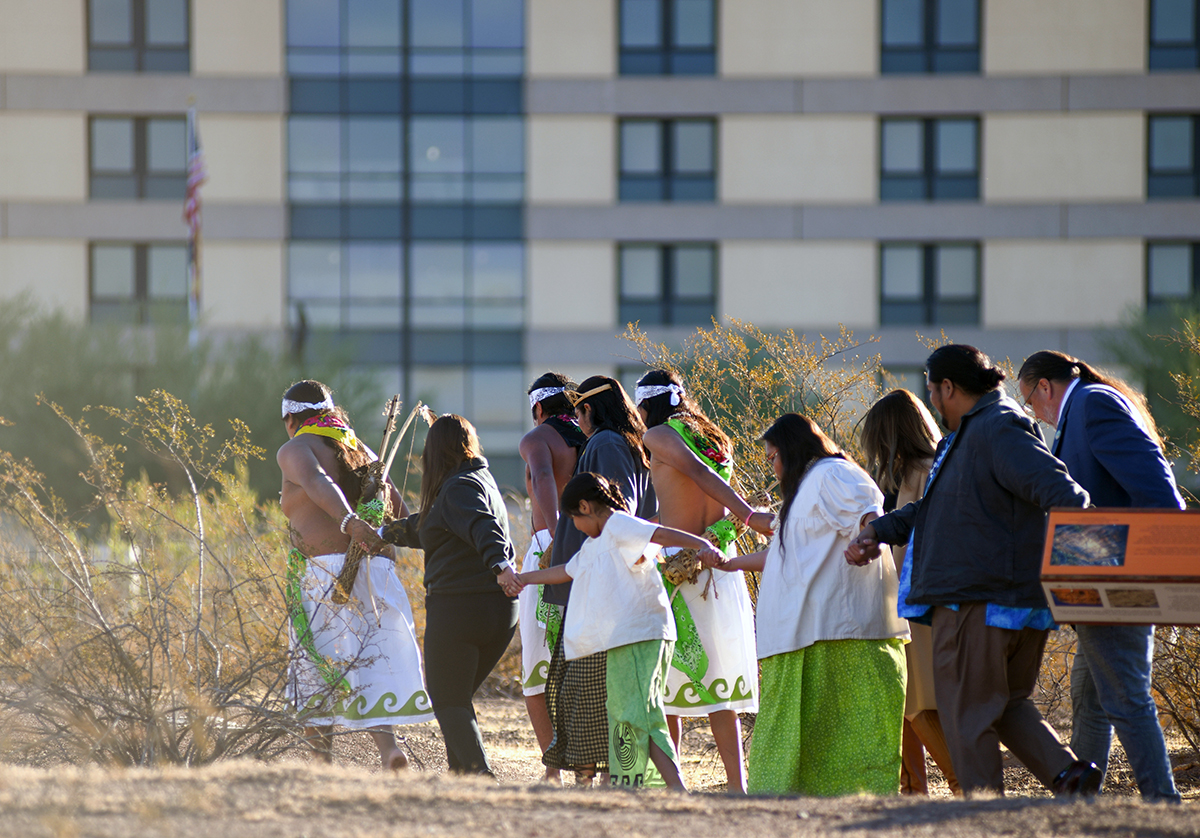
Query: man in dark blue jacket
xmin=1019 ymin=350 xmax=1183 ymax=803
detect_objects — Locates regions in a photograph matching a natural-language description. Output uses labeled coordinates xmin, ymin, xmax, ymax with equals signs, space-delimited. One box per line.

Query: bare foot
xmin=382 ymin=746 xmax=408 ymax=771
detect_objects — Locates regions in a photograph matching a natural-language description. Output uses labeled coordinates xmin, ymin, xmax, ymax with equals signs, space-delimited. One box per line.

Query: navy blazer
xmin=1053 ymin=383 xmax=1184 ymax=510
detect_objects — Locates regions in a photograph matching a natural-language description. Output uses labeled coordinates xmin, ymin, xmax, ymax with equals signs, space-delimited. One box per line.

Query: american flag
xmin=184 ymin=107 xmax=207 ymax=326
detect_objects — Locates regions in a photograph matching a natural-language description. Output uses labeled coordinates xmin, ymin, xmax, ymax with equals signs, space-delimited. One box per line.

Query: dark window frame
xmin=880 ymin=116 xmax=980 ymax=201
xmin=89 ymin=241 xmax=190 ymax=325
xmin=618 ymin=118 xmax=717 ymax=202
xmin=89 ymin=115 xmax=188 ymax=200
xmin=87 ymin=0 xmax=191 ymax=73
xmin=879 ymin=241 xmax=981 ymax=326
xmin=1146 ymin=240 xmax=1200 ymax=315
xmin=1149 ymin=0 xmax=1200 ymax=70
xmin=618 ymin=0 xmax=717 ymax=76
xmin=880 ymin=0 xmax=981 ymax=74
xmin=618 ymin=242 xmax=718 ymax=326
xmin=1148 ymin=114 xmax=1200 ymax=198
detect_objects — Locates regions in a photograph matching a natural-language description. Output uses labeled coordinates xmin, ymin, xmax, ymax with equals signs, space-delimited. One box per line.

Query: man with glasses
xmin=1018 ymin=351 xmax=1183 ymax=804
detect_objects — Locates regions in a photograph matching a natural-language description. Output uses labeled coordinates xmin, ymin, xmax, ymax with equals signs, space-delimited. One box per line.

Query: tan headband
xmin=564 ymin=383 xmax=612 ymax=407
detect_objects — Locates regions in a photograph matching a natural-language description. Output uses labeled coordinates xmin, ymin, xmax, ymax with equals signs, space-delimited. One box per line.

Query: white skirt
xmin=288 ymin=552 xmax=435 ymax=728
xmin=518 ymin=530 xmax=555 ymax=696
xmin=662 ymin=551 xmax=759 ymax=716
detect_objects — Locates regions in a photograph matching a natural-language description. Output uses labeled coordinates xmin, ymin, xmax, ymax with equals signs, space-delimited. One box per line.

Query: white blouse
xmin=754 ymin=457 xmax=910 ymax=660
xmin=562 ymin=511 xmax=676 ymax=660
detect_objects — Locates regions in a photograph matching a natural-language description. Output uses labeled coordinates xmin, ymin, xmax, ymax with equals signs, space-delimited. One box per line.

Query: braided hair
xmin=560 ymin=472 xmax=631 ymax=517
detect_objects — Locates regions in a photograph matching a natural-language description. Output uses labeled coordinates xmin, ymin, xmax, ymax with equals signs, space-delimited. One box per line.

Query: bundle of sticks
xmin=332 ymin=397 xmax=435 ymax=607
xmin=660 ymin=487 xmax=778 ymax=587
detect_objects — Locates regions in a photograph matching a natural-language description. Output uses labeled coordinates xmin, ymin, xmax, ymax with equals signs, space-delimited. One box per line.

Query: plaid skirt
xmin=542 ymin=631 xmax=609 ymax=773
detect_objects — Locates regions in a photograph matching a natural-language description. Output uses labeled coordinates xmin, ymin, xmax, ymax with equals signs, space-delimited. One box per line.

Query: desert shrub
xmin=0 ymin=390 xmax=311 ymax=765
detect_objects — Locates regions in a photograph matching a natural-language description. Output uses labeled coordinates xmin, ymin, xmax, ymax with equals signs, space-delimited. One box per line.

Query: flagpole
xmin=184 ymin=102 xmax=206 ymax=348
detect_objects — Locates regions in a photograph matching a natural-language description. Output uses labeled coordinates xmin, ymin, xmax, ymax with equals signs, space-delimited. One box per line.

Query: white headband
xmin=282 ymin=396 xmax=334 ymax=418
xmin=529 ymin=386 xmax=565 ymax=408
xmin=635 ymin=383 xmax=684 ymax=407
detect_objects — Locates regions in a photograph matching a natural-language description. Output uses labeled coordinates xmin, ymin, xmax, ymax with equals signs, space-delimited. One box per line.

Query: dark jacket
xmin=380 ymin=457 xmax=516 ymax=596
xmin=544 ymin=428 xmax=657 ymax=606
xmin=872 ymin=389 xmax=1090 ymax=609
xmin=1053 ymin=382 xmax=1184 ymax=510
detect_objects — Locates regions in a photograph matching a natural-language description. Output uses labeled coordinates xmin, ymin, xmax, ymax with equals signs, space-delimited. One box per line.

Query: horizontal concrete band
xmin=2 ymin=73 xmax=1197 ymax=117
xmin=0 ymin=202 xmax=285 ymax=240
xmin=0 ymin=74 xmax=285 ymax=114
xmin=527 ymin=73 xmax=1200 ymax=115
xmin=524 ymin=325 xmax=1120 ymax=370
xmin=5 ymin=200 xmax=1198 ymax=242
xmin=527 ymin=201 xmax=1200 ymax=241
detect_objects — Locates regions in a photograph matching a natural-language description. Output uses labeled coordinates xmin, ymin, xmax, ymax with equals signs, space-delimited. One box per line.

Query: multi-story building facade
xmin=2 ymin=0 xmax=1199 ymax=485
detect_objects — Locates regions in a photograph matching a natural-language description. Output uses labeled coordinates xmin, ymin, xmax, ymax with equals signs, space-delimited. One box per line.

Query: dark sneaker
xmin=1052 ymin=760 xmax=1102 ymax=798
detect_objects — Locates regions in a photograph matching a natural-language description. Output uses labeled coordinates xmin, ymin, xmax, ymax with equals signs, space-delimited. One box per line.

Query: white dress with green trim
xmin=660 ymin=419 xmax=759 ymax=716
xmin=287 ymin=550 xmax=435 ymax=728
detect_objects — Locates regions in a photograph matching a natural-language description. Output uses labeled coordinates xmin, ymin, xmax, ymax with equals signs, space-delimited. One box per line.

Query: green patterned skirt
xmin=749 ymin=638 xmax=906 ymax=796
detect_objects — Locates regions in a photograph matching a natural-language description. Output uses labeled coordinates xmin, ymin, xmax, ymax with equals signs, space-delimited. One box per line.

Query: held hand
xmin=844 ymin=523 xmax=882 ymax=567
xmin=496 ymin=566 xmax=522 ymax=598
xmin=746 ymin=511 xmax=775 ymax=537
xmin=347 ymin=517 xmax=388 ymax=554
xmin=696 ymin=547 xmax=726 ymax=570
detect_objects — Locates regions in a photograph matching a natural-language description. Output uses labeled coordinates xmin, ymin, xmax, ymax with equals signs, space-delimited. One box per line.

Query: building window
xmin=286 ymin=0 xmax=524 ymax=77
xmin=619 ymin=243 xmax=716 ymax=326
xmin=90 ymin=116 xmax=187 ymax=199
xmin=1148 ymin=115 xmax=1200 ymax=198
xmin=90 ymin=243 xmax=189 ymax=324
xmin=1147 ymin=242 xmax=1200 ymax=314
xmin=1150 ymin=0 xmax=1199 ymax=70
xmin=88 ymin=0 xmax=190 ymax=73
xmin=880 ymin=242 xmax=979 ymax=325
xmin=619 ymin=119 xmax=716 ymax=202
xmin=619 ymin=0 xmax=716 ymax=75
xmin=880 ymin=117 xmax=979 ymax=201
xmin=881 ymin=0 xmax=979 ymax=74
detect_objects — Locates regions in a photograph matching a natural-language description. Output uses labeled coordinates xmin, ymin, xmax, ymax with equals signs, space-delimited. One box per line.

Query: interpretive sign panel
xmin=1040 ymin=508 xmax=1200 ymax=625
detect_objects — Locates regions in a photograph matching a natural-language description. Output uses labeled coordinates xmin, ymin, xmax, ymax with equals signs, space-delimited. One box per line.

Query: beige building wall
xmin=0 ymin=0 xmax=85 ymax=74
xmin=202 ymin=241 xmax=284 ymax=328
xmin=721 ymin=0 xmax=875 ymax=77
xmin=194 ymin=0 xmax=284 ymax=77
xmin=983 ymin=240 xmax=1143 ymax=328
xmin=721 ymin=116 xmax=876 ymax=204
xmin=200 ymin=115 xmax=285 ymax=202
xmin=984 ymin=113 xmax=1144 ymax=203
xmin=0 ymin=113 xmax=87 ymax=201
xmin=985 ymin=0 xmax=1146 ymax=75
xmin=527 ymin=0 xmax=615 ymax=77
xmin=528 ymin=116 xmax=615 ymax=204
xmin=528 ymin=241 xmax=615 ymax=328
xmin=0 ymin=240 xmax=88 ymax=320
xmin=721 ymin=241 xmax=877 ymax=329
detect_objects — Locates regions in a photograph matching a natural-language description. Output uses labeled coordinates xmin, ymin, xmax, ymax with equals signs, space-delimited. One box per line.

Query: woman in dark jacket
xmin=381 ymin=414 xmax=519 ymax=774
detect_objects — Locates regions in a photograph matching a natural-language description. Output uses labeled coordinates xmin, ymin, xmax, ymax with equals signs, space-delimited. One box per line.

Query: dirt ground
xmin=1 ymin=698 xmax=1197 ymax=838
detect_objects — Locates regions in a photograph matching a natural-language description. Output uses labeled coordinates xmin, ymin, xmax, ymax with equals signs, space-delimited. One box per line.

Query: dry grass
xmin=0 ymin=697 xmax=1195 ymax=838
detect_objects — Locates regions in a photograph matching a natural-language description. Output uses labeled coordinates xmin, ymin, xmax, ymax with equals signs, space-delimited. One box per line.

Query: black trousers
xmin=424 ymin=589 xmax=517 ymax=774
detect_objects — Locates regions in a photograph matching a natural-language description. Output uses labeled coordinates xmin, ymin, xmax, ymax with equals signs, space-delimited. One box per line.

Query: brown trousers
xmin=931 ymin=604 xmax=1076 ymax=794
xmin=900 ymin=710 xmax=961 ymax=794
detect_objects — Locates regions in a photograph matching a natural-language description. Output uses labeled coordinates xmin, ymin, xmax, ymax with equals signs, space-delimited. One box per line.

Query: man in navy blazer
xmin=1019 ymin=350 xmax=1183 ymax=803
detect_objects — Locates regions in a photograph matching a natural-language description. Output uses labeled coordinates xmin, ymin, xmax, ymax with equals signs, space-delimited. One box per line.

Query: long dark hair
xmin=560 ymin=472 xmax=630 ymax=517
xmin=282 ymin=379 xmax=370 ymax=503
xmin=528 ymin=371 xmax=576 ymax=419
xmin=419 ymin=414 xmax=483 ymax=514
xmin=761 ymin=413 xmax=844 ymax=546
xmin=574 ymin=375 xmax=649 ymax=468
xmin=860 ymin=390 xmax=941 ymax=495
xmin=1018 ymin=350 xmax=1164 ymax=450
xmin=636 ymin=369 xmax=732 ymax=461
xmin=925 ymin=344 xmax=1005 ymax=396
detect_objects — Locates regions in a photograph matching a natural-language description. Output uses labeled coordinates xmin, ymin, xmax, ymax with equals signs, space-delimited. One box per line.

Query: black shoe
xmin=1052 ymin=760 xmax=1102 ymax=798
